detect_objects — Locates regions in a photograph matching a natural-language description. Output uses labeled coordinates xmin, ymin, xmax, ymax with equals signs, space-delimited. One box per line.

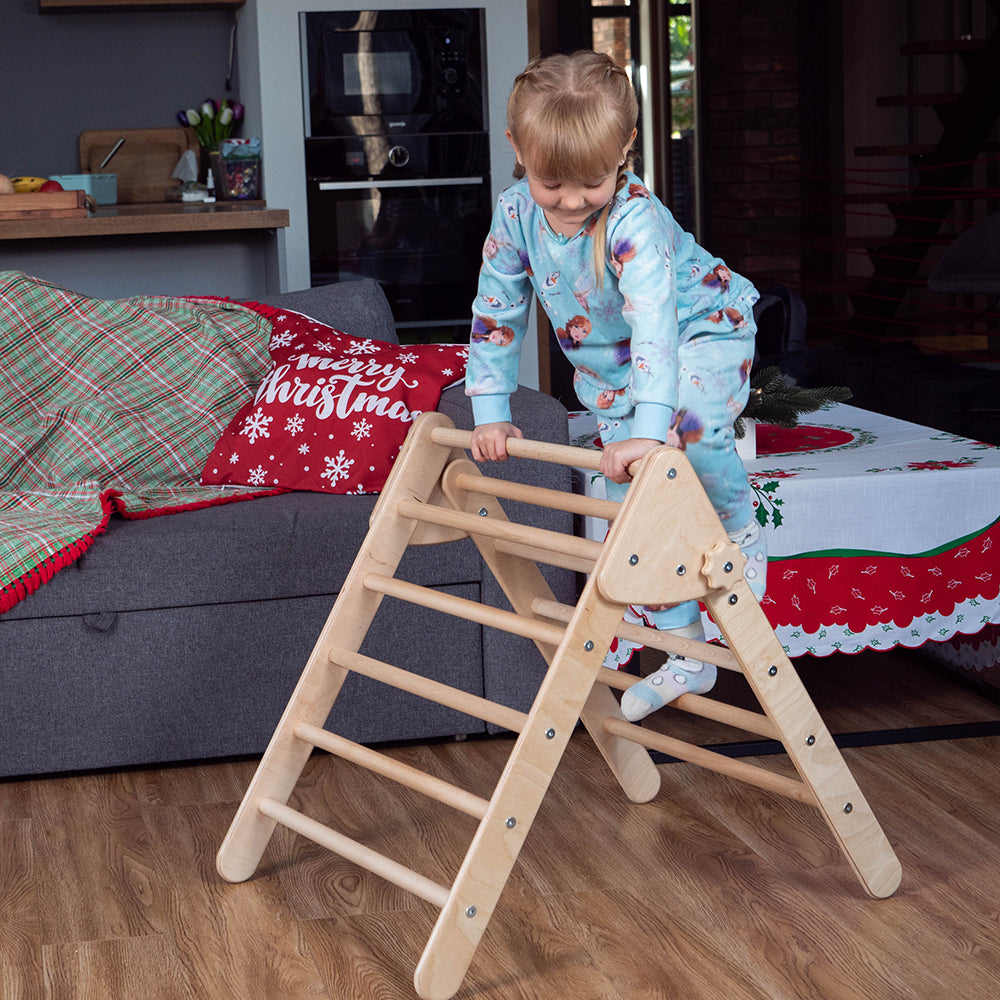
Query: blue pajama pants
xmin=596 ymin=319 xmax=756 ymax=630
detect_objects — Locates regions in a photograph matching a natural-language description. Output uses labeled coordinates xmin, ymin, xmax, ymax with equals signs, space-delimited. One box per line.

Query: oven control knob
xmin=388 ymin=145 xmax=410 ymax=168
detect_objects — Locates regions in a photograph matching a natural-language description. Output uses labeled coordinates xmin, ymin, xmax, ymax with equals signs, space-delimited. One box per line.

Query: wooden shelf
xmin=40 ymin=0 xmax=243 ymax=11
xmin=0 ymin=201 xmax=288 ymax=240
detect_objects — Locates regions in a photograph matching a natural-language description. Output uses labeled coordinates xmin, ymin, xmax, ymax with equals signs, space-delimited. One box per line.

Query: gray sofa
xmin=0 ymin=280 xmax=574 ymax=779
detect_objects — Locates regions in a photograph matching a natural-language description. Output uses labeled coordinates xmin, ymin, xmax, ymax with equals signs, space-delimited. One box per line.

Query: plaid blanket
xmin=0 ymin=271 xmax=281 ymax=613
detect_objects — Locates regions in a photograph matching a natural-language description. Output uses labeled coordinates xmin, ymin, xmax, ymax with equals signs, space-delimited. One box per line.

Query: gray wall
xmin=1 ymin=2 xmax=239 ymax=178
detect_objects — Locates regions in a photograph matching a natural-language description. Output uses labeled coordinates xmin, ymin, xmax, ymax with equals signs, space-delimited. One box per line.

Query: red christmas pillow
xmin=201 ymin=306 xmax=468 ymax=495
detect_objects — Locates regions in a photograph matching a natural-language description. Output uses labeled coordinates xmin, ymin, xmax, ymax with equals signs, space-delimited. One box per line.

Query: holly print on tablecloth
xmin=748 ymin=468 xmax=812 ymax=529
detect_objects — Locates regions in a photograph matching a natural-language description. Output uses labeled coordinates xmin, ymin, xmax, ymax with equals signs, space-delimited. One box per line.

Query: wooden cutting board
xmin=79 ymin=128 xmax=200 ymax=203
xmin=0 ymin=190 xmax=87 ymax=220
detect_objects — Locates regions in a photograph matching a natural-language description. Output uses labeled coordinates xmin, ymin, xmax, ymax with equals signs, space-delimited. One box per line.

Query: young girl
xmin=466 ymin=51 xmax=766 ymax=723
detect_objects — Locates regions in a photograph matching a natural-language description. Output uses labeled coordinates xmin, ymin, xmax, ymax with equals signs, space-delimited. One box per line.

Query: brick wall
xmin=698 ymin=0 xmax=804 ymax=290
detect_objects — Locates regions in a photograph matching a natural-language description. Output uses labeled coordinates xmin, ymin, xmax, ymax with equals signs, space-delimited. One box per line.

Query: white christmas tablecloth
xmin=567 ymin=405 xmax=1000 ymax=658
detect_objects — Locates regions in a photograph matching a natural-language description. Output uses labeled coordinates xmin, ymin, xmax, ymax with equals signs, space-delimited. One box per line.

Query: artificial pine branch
xmin=735 ymin=366 xmax=853 ymax=438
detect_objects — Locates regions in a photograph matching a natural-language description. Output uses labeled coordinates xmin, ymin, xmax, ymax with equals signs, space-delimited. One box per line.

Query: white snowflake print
xmin=285 ymin=413 xmax=305 ymax=436
xmin=397 ymin=351 xmax=418 ymax=364
xmin=241 ymin=407 xmax=273 ymax=443
xmin=321 ymin=450 xmax=355 ymax=484
xmin=315 ymin=340 xmax=336 ymax=352
xmin=347 ymin=339 xmax=379 ymax=355
xmin=298 ymin=443 xmax=310 ymax=455
xmin=228 ymin=452 xmax=240 ymax=465
xmin=247 ymin=465 xmax=268 ymax=485
xmin=352 ymin=418 xmax=372 ymax=440
xmin=269 ymin=330 xmax=294 ymax=349
xmin=441 ymin=368 xmax=454 ymax=377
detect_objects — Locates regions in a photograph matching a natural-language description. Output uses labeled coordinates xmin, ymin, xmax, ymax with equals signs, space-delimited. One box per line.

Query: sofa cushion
xmin=3 ymin=490 xmax=482 ymax=620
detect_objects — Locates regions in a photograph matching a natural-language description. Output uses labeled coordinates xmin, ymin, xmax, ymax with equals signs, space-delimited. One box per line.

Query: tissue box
xmin=48 ymin=173 xmax=117 ymax=205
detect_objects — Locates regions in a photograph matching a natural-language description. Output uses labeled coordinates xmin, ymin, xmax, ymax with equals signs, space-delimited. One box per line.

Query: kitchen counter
xmin=0 ymin=201 xmax=289 ymax=241
xmin=0 ymin=201 xmax=292 ymax=301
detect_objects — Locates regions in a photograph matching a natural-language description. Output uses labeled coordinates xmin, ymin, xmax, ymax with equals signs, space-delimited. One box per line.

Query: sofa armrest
xmin=265 ymin=279 xmax=399 ymax=344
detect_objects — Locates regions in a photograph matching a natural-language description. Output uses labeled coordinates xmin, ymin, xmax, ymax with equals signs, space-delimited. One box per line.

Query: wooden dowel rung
xmin=494 ymin=538 xmax=596 ymax=575
xmin=601 ymin=717 xmax=817 ymax=805
xmin=430 ymin=425 xmax=602 ymax=471
xmin=363 ymin=574 xmax=566 ymax=648
xmin=257 ymin=797 xmax=451 ymax=909
xmin=595 ymin=669 xmax=778 ymax=739
xmin=294 ymin=722 xmax=490 ymax=819
xmin=532 ymin=598 xmax=742 ymax=672
xmin=452 ymin=470 xmax=620 ymax=523
xmin=396 ymin=498 xmax=603 ymax=565
xmin=328 ymin=646 xmax=528 ymax=734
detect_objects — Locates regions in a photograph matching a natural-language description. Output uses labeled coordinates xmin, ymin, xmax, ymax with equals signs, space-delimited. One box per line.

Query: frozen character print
xmin=471 ymin=315 xmax=515 ymax=346
xmin=557 ymin=314 xmax=592 ymax=351
xmin=627 ymin=183 xmax=651 ymax=201
xmin=634 ymin=354 xmax=652 ymax=375
xmin=612 ymin=338 xmax=631 ymax=366
xmin=707 ymin=306 xmax=749 ymax=329
xmin=575 ymin=363 xmax=601 ymax=381
xmin=667 ymin=407 xmax=704 ymax=449
xmin=702 ymin=264 xmax=732 ymax=293
xmin=596 ymin=387 xmax=628 ymax=410
xmin=573 ymin=280 xmax=595 ymax=312
xmin=543 ymin=272 xmax=560 ymax=289
xmin=610 ymin=237 xmax=638 ymax=278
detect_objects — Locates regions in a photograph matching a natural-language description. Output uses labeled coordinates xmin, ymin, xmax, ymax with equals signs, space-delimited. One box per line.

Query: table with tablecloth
xmin=567 ymin=404 xmax=1000 ymax=666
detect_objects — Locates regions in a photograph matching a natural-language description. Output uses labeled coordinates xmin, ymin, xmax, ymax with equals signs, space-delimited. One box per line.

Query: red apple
xmin=39 ymin=180 xmax=64 ymax=192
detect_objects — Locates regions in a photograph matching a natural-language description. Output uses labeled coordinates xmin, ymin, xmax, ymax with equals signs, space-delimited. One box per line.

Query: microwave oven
xmin=301 ymin=9 xmax=486 ymax=137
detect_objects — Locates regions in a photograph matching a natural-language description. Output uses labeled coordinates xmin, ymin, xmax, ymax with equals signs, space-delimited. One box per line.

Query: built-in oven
xmin=301 ymin=9 xmax=490 ymax=342
xmin=305 ymin=131 xmax=490 ymax=340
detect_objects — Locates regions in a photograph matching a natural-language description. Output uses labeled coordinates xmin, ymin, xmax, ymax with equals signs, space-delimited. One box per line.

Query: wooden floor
xmin=2 ymin=649 xmax=999 ymax=1000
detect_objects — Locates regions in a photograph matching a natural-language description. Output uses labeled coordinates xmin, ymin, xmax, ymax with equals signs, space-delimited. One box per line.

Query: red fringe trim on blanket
xmin=0 ymin=486 xmax=288 ymax=615
xmin=116 ymin=487 xmax=289 ymax=520
xmin=0 ymin=489 xmax=116 ymax=616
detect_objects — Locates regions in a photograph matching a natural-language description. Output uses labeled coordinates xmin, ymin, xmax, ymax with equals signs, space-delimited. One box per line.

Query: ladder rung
xmin=257 ymin=796 xmax=451 ymax=909
xmin=597 ymin=670 xmax=779 ymax=740
xmin=328 ymin=646 xmax=528 ymax=734
xmin=495 ymin=537 xmax=596 ymax=575
xmin=601 ymin=717 xmax=817 ymax=806
xmin=295 ymin=721 xmax=491 ymax=819
xmin=452 ymin=470 xmax=620 ymax=524
xmin=363 ymin=573 xmax=566 ymax=649
xmin=396 ymin=497 xmax=603 ymax=566
xmin=430 ymin=424 xmax=602 ymax=471
xmin=531 ymin=598 xmax=741 ymax=672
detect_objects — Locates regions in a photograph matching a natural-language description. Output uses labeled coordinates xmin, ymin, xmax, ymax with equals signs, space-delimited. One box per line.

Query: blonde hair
xmin=507 ymin=51 xmax=638 ymax=284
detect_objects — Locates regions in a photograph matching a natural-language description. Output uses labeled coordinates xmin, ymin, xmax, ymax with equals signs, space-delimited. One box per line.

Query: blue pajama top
xmin=466 ymin=173 xmax=759 ymax=443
